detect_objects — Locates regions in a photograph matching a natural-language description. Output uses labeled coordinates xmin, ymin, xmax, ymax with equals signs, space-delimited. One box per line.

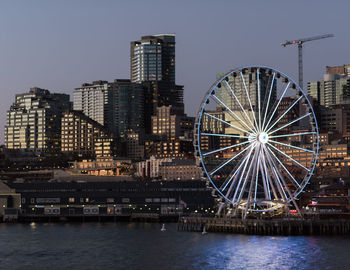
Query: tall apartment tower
xmin=130 ymin=34 xmax=175 ymax=83
xmin=308 ymin=65 xmax=350 ymax=107
xmin=130 ymin=34 xmax=185 ymax=135
xmin=73 ymin=80 xmax=144 ymax=140
xmin=5 ymin=87 xmax=70 ymax=154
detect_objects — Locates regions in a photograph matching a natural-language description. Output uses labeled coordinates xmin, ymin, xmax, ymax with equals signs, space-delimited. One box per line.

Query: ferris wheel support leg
xmin=217 ymin=202 xmax=225 ymax=216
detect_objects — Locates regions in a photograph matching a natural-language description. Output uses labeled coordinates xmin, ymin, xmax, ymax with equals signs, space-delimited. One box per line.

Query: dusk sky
xmin=0 ymin=0 xmax=349 ymax=143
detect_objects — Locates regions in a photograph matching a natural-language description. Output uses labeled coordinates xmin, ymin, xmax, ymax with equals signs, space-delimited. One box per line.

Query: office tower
xmin=308 ymin=65 xmax=350 ymax=107
xmin=73 ymin=79 xmax=144 ymax=140
xmin=142 ymin=81 xmax=184 ymax=134
xmin=151 ymin=105 xmax=194 ymax=140
xmin=5 ymin=87 xmax=70 ymax=154
xmin=130 ymin=34 xmax=175 ymax=83
xmin=319 ymin=104 xmax=350 ymax=136
xmin=73 ymin=80 xmax=113 ymax=129
xmin=130 ymin=34 xmax=184 ymax=135
xmin=61 ymin=110 xmax=113 ymax=158
xmin=113 ymin=80 xmax=144 ymax=141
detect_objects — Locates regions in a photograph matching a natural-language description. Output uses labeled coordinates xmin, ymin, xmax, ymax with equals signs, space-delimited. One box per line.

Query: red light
xmin=292 ymin=41 xmax=296 ymax=44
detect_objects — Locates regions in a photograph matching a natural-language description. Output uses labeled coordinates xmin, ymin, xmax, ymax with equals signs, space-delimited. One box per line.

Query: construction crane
xmin=281 ymin=34 xmax=334 ymax=89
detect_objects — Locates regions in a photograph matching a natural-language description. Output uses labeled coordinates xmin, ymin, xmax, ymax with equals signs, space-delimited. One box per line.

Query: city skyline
xmin=0 ymin=0 xmax=350 ymax=144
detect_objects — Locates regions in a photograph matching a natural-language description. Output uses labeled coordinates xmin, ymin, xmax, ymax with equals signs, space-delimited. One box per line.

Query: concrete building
xmin=130 ymin=34 xmax=175 ymax=84
xmin=308 ymin=65 xmax=350 ymax=107
xmin=144 ymin=139 xmax=194 ymax=159
xmin=73 ymin=79 xmax=144 ymax=141
xmin=136 ymin=156 xmax=172 ymax=179
xmin=5 ymin=87 xmax=70 ymax=155
xmin=151 ymin=105 xmax=194 ymax=140
xmin=319 ymin=105 xmax=350 ymax=136
xmin=135 ymin=156 xmax=201 ymax=180
xmin=159 ymin=159 xmax=203 ymax=180
xmin=126 ymin=132 xmax=145 ymax=160
xmin=69 ymin=157 xmax=132 ymax=176
xmin=142 ymin=81 xmax=184 ymax=134
xmin=61 ymin=110 xmax=113 ymax=158
xmin=73 ymin=80 xmax=111 ymax=127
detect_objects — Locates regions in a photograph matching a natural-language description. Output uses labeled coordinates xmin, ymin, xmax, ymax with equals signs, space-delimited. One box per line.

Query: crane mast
xmin=281 ymin=34 xmax=334 ymax=89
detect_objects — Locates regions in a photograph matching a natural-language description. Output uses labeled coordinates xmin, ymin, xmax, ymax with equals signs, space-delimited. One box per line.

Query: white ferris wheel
xmin=195 ymin=66 xmax=319 ymax=217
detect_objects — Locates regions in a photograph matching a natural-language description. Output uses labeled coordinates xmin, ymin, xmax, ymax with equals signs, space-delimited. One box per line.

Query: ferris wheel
xmin=195 ymin=66 xmax=319 ymax=216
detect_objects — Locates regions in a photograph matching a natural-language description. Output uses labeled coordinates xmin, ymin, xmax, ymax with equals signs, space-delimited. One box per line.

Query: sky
xmin=0 ymin=0 xmax=349 ymax=143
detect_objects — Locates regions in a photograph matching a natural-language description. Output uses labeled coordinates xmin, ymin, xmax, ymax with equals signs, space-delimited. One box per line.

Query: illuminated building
xmin=5 ymin=87 xmax=70 ymax=155
xmin=61 ymin=110 xmax=113 ymax=158
xmin=130 ymin=34 xmax=175 ymax=84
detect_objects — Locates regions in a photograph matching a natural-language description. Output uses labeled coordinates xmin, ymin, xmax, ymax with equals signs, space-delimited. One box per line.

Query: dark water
xmin=0 ymin=222 xmax=349 ymax=270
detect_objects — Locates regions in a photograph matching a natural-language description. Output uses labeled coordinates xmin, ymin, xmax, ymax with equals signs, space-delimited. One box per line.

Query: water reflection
xmin=0 ymin=223 xmax=347 ymax=270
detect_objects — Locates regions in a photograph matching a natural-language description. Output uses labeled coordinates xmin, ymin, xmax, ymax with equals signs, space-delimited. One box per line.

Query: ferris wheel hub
xmin=258 ymin=132 xmax=269 ymax=144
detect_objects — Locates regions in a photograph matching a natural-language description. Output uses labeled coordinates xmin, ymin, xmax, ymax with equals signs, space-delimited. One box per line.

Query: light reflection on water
xmin=0 ymin=222 xmax=348 ymax=270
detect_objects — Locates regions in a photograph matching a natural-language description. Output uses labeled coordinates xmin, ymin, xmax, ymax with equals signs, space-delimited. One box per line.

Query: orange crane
xmin=281 ymin=34 xmax=334 ymax=89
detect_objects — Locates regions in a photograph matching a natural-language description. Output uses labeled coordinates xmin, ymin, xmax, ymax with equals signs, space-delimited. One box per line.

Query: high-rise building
xmin=142 ymin=81 xmax=184 ymax=134
xmin=73 ymin=79 xmax=144 ymax=140
xmin=130 ymin=34 xmax=175 ymax=83
xmin=151 ymin=105 xmax=194 ymax=140
xmin=61 ymin=110 xmax=113 ymax=158
xmin=319 ymin=104 xmax=350 ymax=136
xmin=5 ymin=87 xmax=70 ymax=154
xmin=308 ymin=66 xmax=350 ymax=107
xmin=113 ymin=80 xmax=144 ymax=141
xmin=73 ymin=80 xmax=112 ymax=127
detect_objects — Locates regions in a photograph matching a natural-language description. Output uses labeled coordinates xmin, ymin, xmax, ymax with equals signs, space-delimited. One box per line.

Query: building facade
xmin=130 ymin=34 xmax=175 ymax=84
xmin=151 ymin=105 xmax=194 ymax=140
xmin=5 ymin=87 xmax=70 ymax=155
xmin=73 ymin=79 xmax=144 ymax=141
xmin=308 ymin=66 xmax=350 ymax=107
xmin=61 ymin=110 xmax=113 ymax=158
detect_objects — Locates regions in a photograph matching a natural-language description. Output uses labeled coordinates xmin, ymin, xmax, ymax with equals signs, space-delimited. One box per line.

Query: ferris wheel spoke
xmin=265 ymin=95 xmax=303 ymax=133
xmin=203 ymin=112 xmax=250 ymax=134
xmin=269 ymin=131 xmax=316 ymax=139
xmin=267 ymin=149 xmax=296 ymax=202
xmin=209 ymin=143 xmax=253 ymax=175
xmin=266 ymin=146 xmax=301 ymax=188
xmin=261 ymin=153 xmax=277 ymax=200
xmin=269 ymin=139 xmax=315 ymax=154
xmin=223 ymin=80 xmax=258 ymax=133
xmin=211 ymin=95 xmax=255 ymax=133
xmin=237 ymin=147 xmax=258 ymax=204
xmin=253 ymin=158 xmax=260 ymax=207
xmin=259 ymin=155 xmax=272 ymax=200
xmin=200 ymin=133 xmax=248 ymax=139
xmin=230 ymin=146 xmax=255 ymax=203
xmin=267 ymin=142 xmax=310 ymax=172
xmin=268 ymin=113 xmax=311 ymax=135
xmin=256 ymin=68 xmax=261 ymax=131
xmin=264 ymin=148 xmax=288 ymax=201
xmin=243 ymin=149 xmax=260 ymax=216
xmin=261 ymin=72 xmax=276 ymax=130
xmin=203 ymin=140 xmax=249 ymax=157
xmin=220 ymin=147 xmax=253 ymax=192
xmin=234 ymin=147 xmax=258 ymax=204
xmin=224 ymin=147 xmax=254 ymax=202
xmin=240 ymin=72 xmax=259 ymax=130
xmin=263 ymin=82 xmax=290 ymax=131
xmin=272 ymin=167 xmax=288 ymax=201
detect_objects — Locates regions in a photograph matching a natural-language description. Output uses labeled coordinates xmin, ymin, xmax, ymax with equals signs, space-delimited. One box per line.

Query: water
xmin=0 ymin=222 xmax=349 ymax=270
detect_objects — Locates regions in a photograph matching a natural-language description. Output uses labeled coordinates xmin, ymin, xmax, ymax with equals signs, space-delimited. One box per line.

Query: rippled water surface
xmin=0 ymin=222 xmax=349 ymax=270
